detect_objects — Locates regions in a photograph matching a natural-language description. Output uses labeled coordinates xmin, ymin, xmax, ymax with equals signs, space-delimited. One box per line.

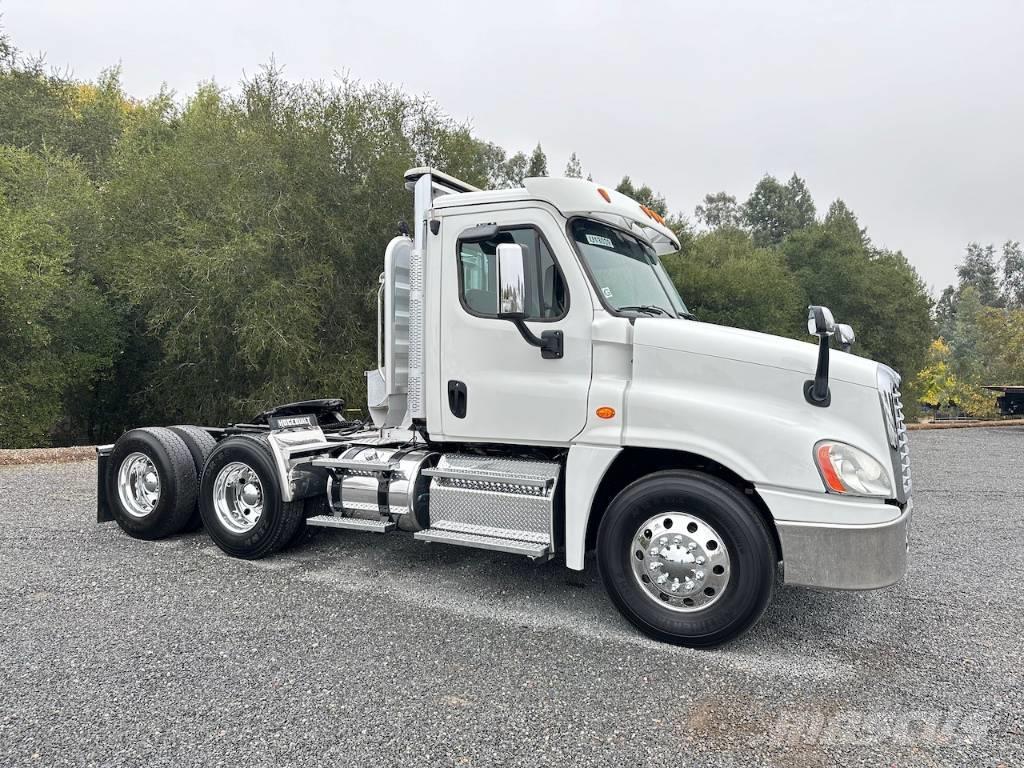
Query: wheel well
xmin=584 ymin=447 xmax=781 ymax=561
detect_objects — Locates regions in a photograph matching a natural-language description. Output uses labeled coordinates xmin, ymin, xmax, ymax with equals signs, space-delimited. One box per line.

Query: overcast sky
xmin=5 ymin=0 xmax=1022 ymax=292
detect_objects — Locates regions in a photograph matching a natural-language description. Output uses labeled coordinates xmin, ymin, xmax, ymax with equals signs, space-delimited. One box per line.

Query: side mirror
xmin=495 ymin=243 xmax=527 ymax=318
xmin=494 ymin=242 xmax=563 ymax=360
xmin=836 ymin=323 xmax=856 ymax=353
xmin=806 ymin=305 xmax=836 ymax=337
xmin=804 ymin=305 xmax=835 ymax=407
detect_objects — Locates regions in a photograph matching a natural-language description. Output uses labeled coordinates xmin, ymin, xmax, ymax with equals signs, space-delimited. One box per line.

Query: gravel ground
xmin=1 ymin=428 xmax=1021 ymax=767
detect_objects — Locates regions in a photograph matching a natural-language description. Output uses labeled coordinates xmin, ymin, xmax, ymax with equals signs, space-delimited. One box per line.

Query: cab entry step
xmin=414 ymin=528 xmax=549 ymax=559
xmin=417 ymin=453 xmax=561 ymax=560
xmin=306 ymin=515 xmax=394 ymax=533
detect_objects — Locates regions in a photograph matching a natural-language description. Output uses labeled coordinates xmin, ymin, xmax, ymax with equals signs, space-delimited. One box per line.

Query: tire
xmin=106 ymin=427 xmax=198 ymax=540
xmin=168 ymin=425 xmax=218 ymax=531
xmin=596 ymin=470 xmax=775 ymax=648
xmin=199 ymin=434 xmax=305 ymax=559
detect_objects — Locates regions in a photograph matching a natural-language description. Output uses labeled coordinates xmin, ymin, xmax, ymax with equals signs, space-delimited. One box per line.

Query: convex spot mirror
xmin=836 ymin=323 xmax=856 ymax=351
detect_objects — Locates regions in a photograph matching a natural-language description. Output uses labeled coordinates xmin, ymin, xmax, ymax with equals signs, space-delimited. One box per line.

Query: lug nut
xmin=688 ymin=542 xmax=697 ymax=550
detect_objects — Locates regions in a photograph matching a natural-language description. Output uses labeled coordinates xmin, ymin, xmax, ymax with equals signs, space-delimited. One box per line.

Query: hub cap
xmin=117 ymin=452 xmax=161 ymax=518
xmin=630 ymin=512 xmax=731 ymax=612
xmin=212 ymin=462 xmax=264 ymax=534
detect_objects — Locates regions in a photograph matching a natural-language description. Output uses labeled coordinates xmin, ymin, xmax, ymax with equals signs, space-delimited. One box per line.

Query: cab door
xmin=437 ymin=207 xmax=593 ymax=444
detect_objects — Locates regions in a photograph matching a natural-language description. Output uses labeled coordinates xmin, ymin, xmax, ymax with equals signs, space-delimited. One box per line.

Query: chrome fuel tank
xmin=328 ymin=446 xmax=438 ymax=531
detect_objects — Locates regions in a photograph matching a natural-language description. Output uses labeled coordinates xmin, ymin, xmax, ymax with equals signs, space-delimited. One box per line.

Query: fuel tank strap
xmin=377 ymin=446 xmax=417 ymax=516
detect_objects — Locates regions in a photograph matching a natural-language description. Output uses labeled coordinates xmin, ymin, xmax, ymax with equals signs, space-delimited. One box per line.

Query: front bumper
xmin=759 ymin=487 xmax=912 ymax=590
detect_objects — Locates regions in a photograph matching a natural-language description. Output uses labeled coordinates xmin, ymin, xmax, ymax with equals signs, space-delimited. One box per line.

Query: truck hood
xmin=632 ymin=319 xmax=880 ymax=389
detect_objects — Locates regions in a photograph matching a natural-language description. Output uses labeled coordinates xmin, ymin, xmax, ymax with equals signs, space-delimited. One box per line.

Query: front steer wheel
xmin=597 ymin=470 xmax=776 ymax=648
xmin=106 ymin=427 xmax=198 ymax=540
xmin=199 ymin=434 xmax=305 ymax=560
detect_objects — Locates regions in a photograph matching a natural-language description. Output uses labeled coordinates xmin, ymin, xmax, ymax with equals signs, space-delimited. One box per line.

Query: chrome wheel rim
xmin=212 ymin=462 xmax=264 ymax=534
xmin=117 ymin=452 xmax=161 ymax=518
xmin=630 ymin=512 xmax=731 ymax=612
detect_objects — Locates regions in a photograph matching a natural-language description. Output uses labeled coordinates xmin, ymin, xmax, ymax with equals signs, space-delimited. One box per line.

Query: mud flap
xmin=96 ymin=444 xmax=114 ymax=522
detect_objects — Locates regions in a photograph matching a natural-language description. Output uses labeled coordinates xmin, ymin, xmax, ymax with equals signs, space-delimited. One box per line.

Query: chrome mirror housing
xmin=807 ymin=305 xmax=836 ymax=337
xmin=496 ymin=243 xmax=527 ymax=318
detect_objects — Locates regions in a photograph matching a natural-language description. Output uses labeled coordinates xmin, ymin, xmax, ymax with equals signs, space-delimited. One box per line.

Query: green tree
xmin=781 ymin=219 xmax=933 ymax=380
xmin=915 ymin=338 xmax=997 ymax=417
xmin=956 ymin=243 xmax=1001 ymax=307
xmin=694 ymin=192 xmax=741 ymax=230
xmin=0 ymin=38 xmax=134 ymax=178
xmin=497 ymin=151 xmax=528 ymax=186
xmin=526 ymin=142 xmax=548 ymax=177
xmin=823 ymin=199 xmax=866 ymax=245
xmin=0 ymin=147 xmax=119 ymax=447
xmin=94 ymin=70 xmax=501 ymax=427
xmin=1002 ymin=240 xmax=1024 ymax=309
xmin=564 ymin=152 xmax=583 ymax=178
xmin=742 ymin=173 xmax=816 ymax=247
xmin=664 ymin=228 xmax=803 ymax=337
xmin=615 ymin=175 xmax=668 ymax=217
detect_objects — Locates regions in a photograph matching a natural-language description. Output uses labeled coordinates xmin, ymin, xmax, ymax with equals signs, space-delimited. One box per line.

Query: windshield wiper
xmin=618 ymin=304 xmax=674 ymax=317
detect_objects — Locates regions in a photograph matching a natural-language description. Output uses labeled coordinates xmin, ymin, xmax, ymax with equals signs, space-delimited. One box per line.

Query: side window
xmin=458 ymin=227 xmax=568 ymax=320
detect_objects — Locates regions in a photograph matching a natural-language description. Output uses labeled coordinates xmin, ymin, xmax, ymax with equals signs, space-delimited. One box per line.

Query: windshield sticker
xmin=586 ymin=234 xmax=614 ymax=248
xmin=602 ymin=286 xmax=614 ymax=299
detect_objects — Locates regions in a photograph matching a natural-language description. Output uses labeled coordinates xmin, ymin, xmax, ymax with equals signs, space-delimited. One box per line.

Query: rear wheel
xmin=199 ymin=434 xmax=305 ymax=559
xmin=106 ymin=427 xmax=197 ymax=540
xmin=597 ymin=470 xmax=775 ymax=648
xmin=168 ymin=425 xmax=218 ymax=531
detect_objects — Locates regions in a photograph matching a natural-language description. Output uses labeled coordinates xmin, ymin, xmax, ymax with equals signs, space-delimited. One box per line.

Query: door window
xmin=458 ymin=227 xmax=567 ymax=320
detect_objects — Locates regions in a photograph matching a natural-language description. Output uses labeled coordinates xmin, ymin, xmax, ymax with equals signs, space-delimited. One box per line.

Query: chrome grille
xmin=879 ymin=368 xmax=912 ymax=501
xmin=891 ymin=387 xmax=912 ymax=498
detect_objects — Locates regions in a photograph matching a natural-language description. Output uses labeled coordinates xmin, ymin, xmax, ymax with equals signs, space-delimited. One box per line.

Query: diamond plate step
xmin=306 ymin=515 xmax=394 ymax=533
xmin=413 ymin=528 xmax=550 ymax=559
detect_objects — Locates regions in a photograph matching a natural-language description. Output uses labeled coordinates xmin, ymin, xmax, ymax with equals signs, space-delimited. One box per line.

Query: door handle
xmin=447 ymin=380 xmax=467 ymax=418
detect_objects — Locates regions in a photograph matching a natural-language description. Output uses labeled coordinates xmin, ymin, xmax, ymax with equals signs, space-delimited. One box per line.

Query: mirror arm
xmin=508 ymin=317 xmax=564 ymax=360
xmin=803 ymin=335 xmax=831 ymax=407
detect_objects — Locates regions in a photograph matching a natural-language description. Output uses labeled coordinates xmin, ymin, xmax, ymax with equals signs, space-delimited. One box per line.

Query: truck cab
xmin=98 ymin=167 xmax=912 ymax=647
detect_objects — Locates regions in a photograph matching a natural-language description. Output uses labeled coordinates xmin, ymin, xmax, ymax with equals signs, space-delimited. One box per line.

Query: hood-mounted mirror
xmin=805 ymin=305 xmax=835 ymax=407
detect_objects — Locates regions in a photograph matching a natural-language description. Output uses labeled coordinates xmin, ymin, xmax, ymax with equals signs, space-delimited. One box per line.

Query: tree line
xmin=914 ymin=243 xmax=1024 ymax=417
xmin=0 ymin=30 xmax=968 ymax=447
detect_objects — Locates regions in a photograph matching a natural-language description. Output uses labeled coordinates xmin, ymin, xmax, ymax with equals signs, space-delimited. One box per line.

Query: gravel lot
xmin=1 ymin=428 xmax=1021 ymax=767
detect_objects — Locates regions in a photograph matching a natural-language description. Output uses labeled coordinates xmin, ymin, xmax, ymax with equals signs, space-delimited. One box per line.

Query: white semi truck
xmin=97 ymin=168 xmax=913 ymax=647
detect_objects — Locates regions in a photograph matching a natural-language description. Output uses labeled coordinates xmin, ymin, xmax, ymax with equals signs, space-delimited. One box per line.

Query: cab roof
xmin=408 ymin=168 xmax=681 ymax=255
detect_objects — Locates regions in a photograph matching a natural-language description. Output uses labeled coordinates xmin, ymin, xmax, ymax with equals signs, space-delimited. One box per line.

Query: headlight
xmin=814 ymin=441 xmax=893 ymax=498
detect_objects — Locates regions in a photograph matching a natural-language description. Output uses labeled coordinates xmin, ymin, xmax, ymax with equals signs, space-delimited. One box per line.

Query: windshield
xmin=570 ymin=218 xmax=689 ymax=317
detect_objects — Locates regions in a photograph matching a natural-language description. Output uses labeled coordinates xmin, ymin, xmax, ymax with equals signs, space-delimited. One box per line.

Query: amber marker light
xmin=597 ymin=188 xmax=611 ymax=203
xmin=596 ymin=406 xmax=616 ymax=419
xmin=815 ymin=443 xmax=847 ymax=493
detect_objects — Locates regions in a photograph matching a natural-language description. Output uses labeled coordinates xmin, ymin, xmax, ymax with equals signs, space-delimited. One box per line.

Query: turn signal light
xmin=596 ymin=406 xmax=616 ymax=419
xmin=815 ymin=444 xmax=846 ymax=492
xmin=814 ymin=441 xmax=893 ymax=497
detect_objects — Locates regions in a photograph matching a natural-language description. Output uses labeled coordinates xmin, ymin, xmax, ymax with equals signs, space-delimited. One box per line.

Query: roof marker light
xmin=597 ymin=188 xmax=611 ymax=203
